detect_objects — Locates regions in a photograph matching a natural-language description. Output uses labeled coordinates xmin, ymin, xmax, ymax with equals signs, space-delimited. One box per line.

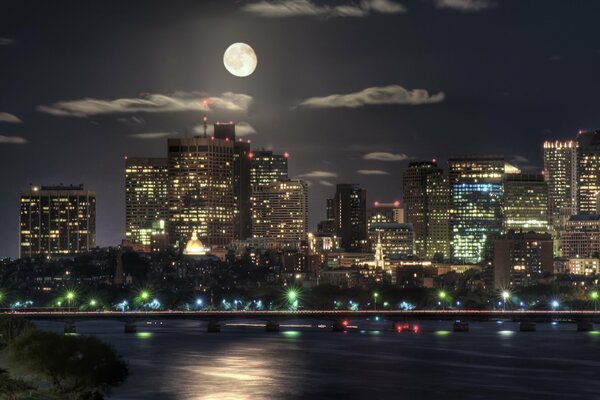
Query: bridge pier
xmin=519 ymin=321 xmax=536 ymax=332
xmin=265 ymin=321 xmax=280 ymax=332
xmin=207 ymin=321 xmax=221 ymax=333
xmin=332 ymin=320 xmax=348 ymax=332
xmin=124 ymin=321 xmax=137 ymax=333
xmin=64 ymin=322 xmax=76 ymax=334
xmin=577 ymin=321 xmax=594 ymax=332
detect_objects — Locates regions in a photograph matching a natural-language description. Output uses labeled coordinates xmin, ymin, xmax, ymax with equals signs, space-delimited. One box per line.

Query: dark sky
xmin=1 ymin=0 xmax=600 ymax=258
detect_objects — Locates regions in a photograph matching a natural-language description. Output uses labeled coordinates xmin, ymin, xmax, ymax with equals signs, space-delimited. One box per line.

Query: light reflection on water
xmin=33 ymin=320 xmax=600 ymax=400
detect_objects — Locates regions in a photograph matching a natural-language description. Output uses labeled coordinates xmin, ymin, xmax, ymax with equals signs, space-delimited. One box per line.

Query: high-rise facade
xmin=368 ymin=222 xmax=414 ymax=258
xmin=560 ymin=214 xmax=600 ymax=258
xmin=167 ymin=136 xmax=234 ymax=248
xmin=20 ymin=185 xmax=96 ymax=258
xmin=250 ymin=150 xmax=288 ymax=189
xmin=124 ymin=157 xmax=168 ymax=247
xmin=543 ymin=140 xmax=577 ymax=229
xmin=367 ymin=201 xmax=404 ymax=229
xmin=449 ymin=156 xmax=504 ymax=264
xmin=577 ymin=131 xmax=600 ymax=214
xmin=503 ymin=173 xmax=549 ymax=233
xmin=333 ymin=184 xmax=367 ymax=252
xmin=251 ymin=179 xmax=308 ymax=241
xmin=426 ymin=172 xmax=451 ymax=261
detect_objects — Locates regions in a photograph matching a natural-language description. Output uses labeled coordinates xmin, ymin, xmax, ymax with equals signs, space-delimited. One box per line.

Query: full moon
xmin=223 ymin=42 xmax=257 ymax=77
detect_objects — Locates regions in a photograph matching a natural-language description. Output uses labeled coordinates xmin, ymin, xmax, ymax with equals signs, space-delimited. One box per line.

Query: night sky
xmin=1 ymin=0 xmax=600 ymax=258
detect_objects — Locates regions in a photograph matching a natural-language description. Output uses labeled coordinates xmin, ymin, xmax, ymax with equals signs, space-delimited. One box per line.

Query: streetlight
xmin=551 ymin=300 xmax=559 ymax=310
xmin=373 ymin=292 xmax=379 ymax=310
xmin=89 ymin=299 xmax=97 ymax=308
xmin=66 ymin=291 xmax=75 ymax=312
xmin=439 ymin=291 xmax=446 ymax=310
xmin=591 ymin=291 xmax=599 ymax=311
xmin=502 ymin=291 xmax=510 ymax=312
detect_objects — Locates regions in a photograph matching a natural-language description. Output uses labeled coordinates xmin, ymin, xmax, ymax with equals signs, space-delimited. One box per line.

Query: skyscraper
xmin=368 ymin=223 xmax=414 ymax=258
xmin=449 ymin=156 xmax=504 ymax=264
xmin=249 ymin=150 xmax=288 ymax=189
xmin=20 ymin=184 xmax=96 ymax=258
xmin=367 ymin=201 xmax=404 ymax=229
xmin=251 ymin=178 xmax=308 ymax=241
xmin=577 ymin=131 xmax=600 ymax=214
xmin=333 ymin=184 xmax=367 ymax=252
xmin=403 ymin=161 xmax=449 ymax=260
xmin=124 ymin=157 xmax=168 ymax=248
xmin=503 ymin=173 xmax=549 ymax=233
xmin=543 ymin=140 xmax=577 ymax=225
xmin=167 ymin=136 xmax=234 ymax=248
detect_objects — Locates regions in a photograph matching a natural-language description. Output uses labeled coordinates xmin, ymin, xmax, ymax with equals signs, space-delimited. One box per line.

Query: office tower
xmin=367 ymin=201 xmax=405 ymax=228
xmin=493 ymin=231 xmax=553 ymax=288
xmin=560 ymin=215 xmax=600 ymax=258
xmin=124 ymin=157 xmax=168 ymax=248
xmin=368 ymin=223 xmax=414 ymax=258
xmin=503 ymin=173 xmax=549 ymax=233
xmin=403 ymin=161 xmax=450 ymax=260
xmin=426 ymin=172 xmax=451 ymax=261
xmin=333 ymin=184 xmax=367 ymax=252
xmin=543 ymin=140 xmax=577 ymax=224
xmin=317 ymin=198 xmax=336 ymax=234
xmin=167 ymin=136 xmax=234 ymax=248
xmin=250 ymin=150 xmax=288 ymax=189
xmin=251 ymin=179 xmax=308 ymax=241
xmin=577 ymin=131 xmax=600 ymax=214
xmin=449 ymin=155 xmax=504 ymax=264
xmin=19 ymin=184 xmax=96 ymax=258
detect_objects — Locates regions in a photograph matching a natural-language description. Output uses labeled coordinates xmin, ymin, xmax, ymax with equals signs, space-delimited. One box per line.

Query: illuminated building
xmin=565 ymin=258 xmax=600 ymax=276
xmin=577 ymin=131 xmax=600 ymax=214
xmin=249 ymin=150 xmax=288 ymax=189
xmin=560 ymin=214 xmax=600 ymax=258
xmin=251 ymin=179 xmax=308 ymax=241
xmin=20 ymin=184 xmax=96 ymax=258
xmin=317 ymin=198 xmax=336 ymax=234
xmin=183 ymin=230 xmax=210 ymax=257
xmin=332 ymin=184 xmax=367 ymax=252
xmin=426 ymin=171 xmax=451 ymax=261
xmin=368 ymin=223 xmax=414 ymax=258
xmin=544 ymin=140 xmax=577 ymax=219
xmin=503 ymin=173 xmax=549 ymax=233
xmin=124 ymin=157 xmax=168 ymax=248
xmin=167 ymin=135 xmax=234 ymax=248
xmin=449 ymin=156 xmax=504 ymax=264
xmin=493 ymin=231 xmax=553 ymax=288
xmin=367 ymin=201 xmax=404 ymax=228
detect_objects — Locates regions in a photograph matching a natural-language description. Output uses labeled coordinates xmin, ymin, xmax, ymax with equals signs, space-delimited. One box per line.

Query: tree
xmin=0 ymin=315 xmax=36 ymax=347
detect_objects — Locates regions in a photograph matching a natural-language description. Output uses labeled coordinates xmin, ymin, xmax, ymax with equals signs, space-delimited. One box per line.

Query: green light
xmin=439 ymin=291 xmax=446 ymax=299
xmin=374 ymin=292 xmax=379 ymax=298
xmin=89 ymin=299 xmax=97 ymax=306
xmin=287 ymin=289 xmax=298 ymax=302
xmin=282 ymin=331 xmax=301 ymax=338
xmin=136 ymin=332 xmax=153 ymax=339
xmin=502 ymin=291 xmax=510 ymax=300
xmin=434 ymin=330 xmax=451 ymax=336
xmin=140 ymin=291 xmax=150 ymax=300
xmin=591 ymin=291 xmax=599 ymax=300
xmin=66 ymin=292 xmax=75 ymax=300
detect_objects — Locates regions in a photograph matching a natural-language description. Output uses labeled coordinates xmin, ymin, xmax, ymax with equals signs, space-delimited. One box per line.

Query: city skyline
xmin=3 ymin=0 xmax=600 ymax=257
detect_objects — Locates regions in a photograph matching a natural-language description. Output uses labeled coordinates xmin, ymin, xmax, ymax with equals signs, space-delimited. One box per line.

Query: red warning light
xmin=342 ymin=320 xmax=349 ymax=327
xmin=374 ymin=201 xmax=380 ymax=206
xmin=284 ymin=152 xmax=289 ymax=158
xmin=393 ymin=200 xmax=400 ymax=207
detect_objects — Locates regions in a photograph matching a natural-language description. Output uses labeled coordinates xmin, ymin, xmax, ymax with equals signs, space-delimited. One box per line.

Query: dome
xmin=184 ymin=231 xmax=209 ymax=256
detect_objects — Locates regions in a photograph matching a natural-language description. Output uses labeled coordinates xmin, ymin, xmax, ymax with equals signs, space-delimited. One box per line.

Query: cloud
xmin=510 ymin=155 xmax=529 ymax=164
xmin=298 ymin=85 xmax=444 ymax=108
xmin=357 ymin=169 xmax=389 ymax=175
xmin=0 ymin=112 xmax=22 ymax=123
xmin=130 ymin=131 xmax=179 ymax=139
xmin=37 ymin=91 xmax=253 ymax=117
xmin=242 ymin=0 xmax=405 ymax=18
xmin=0 ymin=135 xmax=28 ymax=144
xmin=434 ymin=0 xmax=495 ymax=12
xmin=117 ymin=116 xmax=145 ymax=125
xmin=319 ymin=180 xmax=335 ymax=187
xmin=297 ymin=170 xmax=338 ymax=178
xmin=0 ymin=38 xmax=14 ymax=46
xmin=193 ymin=121 xmax=257 ymax=137
xmin=363 ymin=152 xmax=409 ymax=161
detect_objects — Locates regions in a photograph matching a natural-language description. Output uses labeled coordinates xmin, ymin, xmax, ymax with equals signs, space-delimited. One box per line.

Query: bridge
xmin=9 ymin=309 xmax=600 ymax=333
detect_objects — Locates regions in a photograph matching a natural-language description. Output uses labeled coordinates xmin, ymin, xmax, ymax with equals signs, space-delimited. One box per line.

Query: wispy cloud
xmin=363 ymin=152 xmax=409 ymax=161
xmin=297 ymin=170 xmax=338 ymax=178
xmin=0 ymin=112 xmax=22 ymax=123
xmin=193 ymin=121 xmax=257 ymax=137
xmin=242 ymin=0 xmax=405 ymax=18
xmin=0 ymin=135 xmax=28 ymax=144
xmin=37 ymin=92 xmax=253 ymax=117
xmin=319 ymin=180 xmax=335 ymax=187
xmin=0 ymin=38 xmax=14 ymax=46
xmin=130 ymin=131 xmax=179 ymax=140
xmin=298 ymin=85 xmax=444 ymax=108
xmin=357 ymin=169 xmax=389 ymax=175
xmin=434 ymin=0 xmax=495 ymax=12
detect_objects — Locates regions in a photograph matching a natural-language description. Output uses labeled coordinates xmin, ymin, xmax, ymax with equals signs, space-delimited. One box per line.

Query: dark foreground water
xmin=34 ymin=319 xmax=600 ymax=400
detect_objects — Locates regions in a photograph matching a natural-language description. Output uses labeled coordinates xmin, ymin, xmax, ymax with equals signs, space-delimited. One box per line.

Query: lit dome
xmin=184 ymin=231 xmax=209 ymax=256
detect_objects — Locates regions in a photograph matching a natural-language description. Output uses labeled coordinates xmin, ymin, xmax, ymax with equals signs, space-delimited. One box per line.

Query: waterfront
xmin=34 ymin=320 xmax=600 ymax=400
